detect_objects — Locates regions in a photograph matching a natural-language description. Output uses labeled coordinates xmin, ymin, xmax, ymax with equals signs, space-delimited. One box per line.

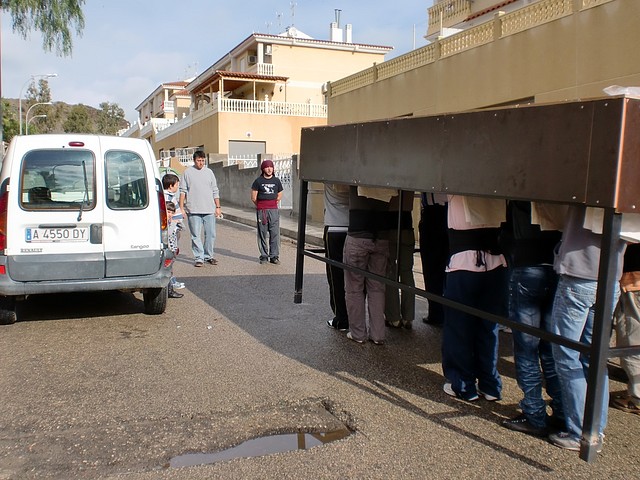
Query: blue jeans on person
xmin=551 ymin=274 xmax=619 ymax=440
xmin=442 ymin=267 xmax=506 ymax=400
xmin=508 ymin=265 xmax=563 ymax=428
xmin=187 ymin=213 xmax=216 ymax=261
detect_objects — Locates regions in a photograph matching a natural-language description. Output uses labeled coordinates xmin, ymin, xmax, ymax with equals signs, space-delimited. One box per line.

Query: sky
xmin=2 ymin=1 xmax=434 ymax=123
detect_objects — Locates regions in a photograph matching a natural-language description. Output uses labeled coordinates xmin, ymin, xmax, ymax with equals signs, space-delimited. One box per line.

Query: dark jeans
xmin=508 ymin=265 xmax=563 ymax=427
xmin=442 ymin=267 xmax=506 ymax=400
xmin=324 ymin=226 xmax=348 ymax=327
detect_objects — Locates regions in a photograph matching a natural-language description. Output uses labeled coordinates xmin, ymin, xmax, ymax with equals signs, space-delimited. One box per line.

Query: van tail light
xmin=156 ymin=180 xmax=168 ymax=246
xmin=0 ymin=187 xmax=8 ymax=252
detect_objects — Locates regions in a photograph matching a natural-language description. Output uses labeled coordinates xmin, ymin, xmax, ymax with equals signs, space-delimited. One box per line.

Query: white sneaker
xmin=172 ymin=282 xmax=185 ymax=289
xmin=443 ymin=383 xmax=456 ymax=397
xmin=346 ymin=332 xmax=365 ymax=344
xmin=478 ymin=389 xmax=501 ymax=401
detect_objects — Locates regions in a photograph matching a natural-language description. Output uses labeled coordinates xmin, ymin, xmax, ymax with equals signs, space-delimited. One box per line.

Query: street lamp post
xmin=25 ymin=102 xmax=53 ymax=135
xmin=26 ymin=115 xmax=47 ymax=135
xmin=19 ymin=73 xmax=57 ymax=135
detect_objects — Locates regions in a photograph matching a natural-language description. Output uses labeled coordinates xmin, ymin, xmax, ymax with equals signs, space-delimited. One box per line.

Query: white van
xmin=0 ymin=134 xmax=173 ymax=324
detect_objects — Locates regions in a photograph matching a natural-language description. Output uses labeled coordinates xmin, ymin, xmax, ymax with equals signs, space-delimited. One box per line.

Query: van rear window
xmin=20 ymin=150 xmax=96 ymax=210
xmin=105 ymin=150 xmax=148 ymax=210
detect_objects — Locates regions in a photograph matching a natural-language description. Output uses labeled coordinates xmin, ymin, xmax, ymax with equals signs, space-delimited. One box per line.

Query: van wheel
xmin=143 ymin=286 xmax=167 ymax=315
xmin=0 ymin=297 xmax=17 ymax=325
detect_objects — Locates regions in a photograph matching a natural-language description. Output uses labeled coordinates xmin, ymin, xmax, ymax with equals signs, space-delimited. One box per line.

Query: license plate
xmin=25 ymin=227 xmax=89 ymax=243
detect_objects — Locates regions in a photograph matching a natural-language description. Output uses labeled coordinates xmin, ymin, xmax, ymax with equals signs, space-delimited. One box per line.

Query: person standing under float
xmin=500 ymin=201 xmax=565 ymax=437
xmin=324 ymin=183 xmax=350 ymax=331
xmin=548 ymin=205 xmax=626 ymax=451
xmin=343 ymin=186 xmax=395 ymax=346
xmin=442 ymin=195 xmax=507 ymax=402
xmin=385 ymin=190 xmax=416 ymax=329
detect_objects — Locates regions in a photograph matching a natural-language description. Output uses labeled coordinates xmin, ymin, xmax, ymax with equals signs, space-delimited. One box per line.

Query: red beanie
xmin=260 ymin=160 xmax=274 ymax=172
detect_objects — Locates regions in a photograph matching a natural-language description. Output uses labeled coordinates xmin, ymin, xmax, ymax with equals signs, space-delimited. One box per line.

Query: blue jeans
xmin=187 ymin=213 xmax=216 ymax=261
xmin=551 ymin=275 xmax=618 ymax=440
xmin=442 ymin=267 xmax=506 ymax=400
xmin=508 ymin=266 xmax=563 ymax=428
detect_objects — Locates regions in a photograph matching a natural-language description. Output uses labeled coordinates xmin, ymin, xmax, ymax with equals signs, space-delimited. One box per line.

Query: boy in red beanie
xmin=251 ymin=160 xmax=283 ymax=264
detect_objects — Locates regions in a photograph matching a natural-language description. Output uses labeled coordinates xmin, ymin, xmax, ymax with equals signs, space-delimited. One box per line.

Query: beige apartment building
xmin=123 ymin=21 xmax=392 ymax=164
xmin=327 ymin=0 xmax=640 ymax=124
xmin=135 ymin=80 xmax=192 ymax=126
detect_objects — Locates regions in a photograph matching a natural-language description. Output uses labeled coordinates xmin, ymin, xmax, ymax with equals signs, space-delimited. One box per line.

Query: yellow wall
xmin=154 ymin=114 xmax=220 ymax=155
xmin=217 ymin=113 xmax=325 ymax=154
xmin=328 ymin=0 xmax=639 ymax=124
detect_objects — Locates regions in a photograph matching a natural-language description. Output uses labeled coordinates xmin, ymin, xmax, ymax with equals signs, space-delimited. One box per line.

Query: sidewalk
xmin=221 ymin=204 xmax=325 ymax=247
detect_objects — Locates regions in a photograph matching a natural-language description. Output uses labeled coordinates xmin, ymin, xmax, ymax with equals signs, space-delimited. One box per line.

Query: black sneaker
xmin=502 ymin=414 xmax=548 ymax=437
xmin=327 ymin=318 xmax=348 ymax=331
xmin=422 ymin=316 xmax=443 ymax=327
xmin=168 ymin=290 xmax=184 ymax=298
xmin=205 ymin=258 xmax=218 ymax=265
xmin=270 ymin=257 xmax=280 ymax=264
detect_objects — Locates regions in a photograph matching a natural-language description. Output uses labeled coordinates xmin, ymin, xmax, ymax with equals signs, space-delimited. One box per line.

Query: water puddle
xmin=169 ymin=428 xmax=351 ymax=468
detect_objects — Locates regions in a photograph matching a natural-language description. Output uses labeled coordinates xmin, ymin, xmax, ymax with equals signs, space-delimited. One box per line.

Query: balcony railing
xmin=220 ymin=98 xmax=327 ymax=117
xmin=155 ymin=98 xmax=327 ymax=142
xmin=161 ymin=100 xmax=174 ymax=113
xmin=252 ymin=63 xmax=274 ymax=76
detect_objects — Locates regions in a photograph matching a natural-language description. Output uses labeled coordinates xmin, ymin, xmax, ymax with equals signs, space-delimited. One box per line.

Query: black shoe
xmin=422 ymin=316 xmax=443 ymax=327
xmin=270 ymin=257 xmax=280 ymax=264
xmin=205 ymin=258 xmax=218 ymax=265
xmin=502 ymin=414 xmax=548 ymax=437
xmin=169 ymin=290 xmax=184 ymax=298
xmin=547 ymin=415 xmax=566 ymax=431
xmin=327 ymin=318 xmax=348 ymax=331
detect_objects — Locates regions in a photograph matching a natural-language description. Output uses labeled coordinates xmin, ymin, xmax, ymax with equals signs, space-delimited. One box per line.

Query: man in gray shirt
xmin=179 ymin=150 xmax=222 ymax=267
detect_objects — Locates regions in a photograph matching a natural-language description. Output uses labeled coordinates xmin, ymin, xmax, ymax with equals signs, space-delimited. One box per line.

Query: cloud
xmin=2 ymin=0 xmax=433 ymax=123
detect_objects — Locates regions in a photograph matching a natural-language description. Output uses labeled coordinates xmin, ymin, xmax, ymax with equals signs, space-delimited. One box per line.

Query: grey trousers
xmin=256 ymin=208 xmax=280 ymax=259
xmin=614 ymin=290 xmax=640 ymax=405
xmin=343 ymin=235 xmax=389 ymax=343
xmin=385 ymin=228 xmax=416 ymax=325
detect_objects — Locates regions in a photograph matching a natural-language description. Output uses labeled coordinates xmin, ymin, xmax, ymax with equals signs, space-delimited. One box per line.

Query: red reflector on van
xmin=68 ymin=141 xmax=85 ymax=147
xmin=0 ymin=265 xmax=5 ymax=275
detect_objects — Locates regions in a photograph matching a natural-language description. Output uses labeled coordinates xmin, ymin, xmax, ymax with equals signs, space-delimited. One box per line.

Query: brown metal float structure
xmin=294 ymin=95 xmax=640 ymax=462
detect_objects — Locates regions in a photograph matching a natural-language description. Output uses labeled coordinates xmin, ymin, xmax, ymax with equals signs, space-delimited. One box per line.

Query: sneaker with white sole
xmin=549 ymin=432 xmax=603 ymax=452
xmin=172 ymin=282 xmax=185 ymax=290
xmin=443 ymin=382 xmax=479 ymax=402
xmin=478 ymin=388 xmax=501 ymax=401
xmin=346 ymin=332 xmax=365 ymax=344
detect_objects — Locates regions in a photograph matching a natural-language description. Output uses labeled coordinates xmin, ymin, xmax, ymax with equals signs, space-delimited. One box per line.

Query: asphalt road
xmin=0 ymin=219 xmax=639 ymax=479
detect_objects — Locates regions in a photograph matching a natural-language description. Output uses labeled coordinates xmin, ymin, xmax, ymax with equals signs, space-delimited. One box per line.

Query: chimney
xmin=345 ymin=23 xmax=353 ymax=43
xmin=330 ymin=22 xmax=343 ymax=42
xmin=330 ymin=9 xmax=343 ymax=42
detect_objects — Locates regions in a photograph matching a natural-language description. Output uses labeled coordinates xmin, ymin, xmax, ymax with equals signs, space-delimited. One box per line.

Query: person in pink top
xmin=441 ymin=195 xmax=507 ymax=402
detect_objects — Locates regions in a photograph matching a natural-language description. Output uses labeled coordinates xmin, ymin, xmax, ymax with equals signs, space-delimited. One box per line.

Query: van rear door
xmin=7 ymin=136 xmax=105 ymax=281
xmin=100 ymin=138 xmax=163 ymax=277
